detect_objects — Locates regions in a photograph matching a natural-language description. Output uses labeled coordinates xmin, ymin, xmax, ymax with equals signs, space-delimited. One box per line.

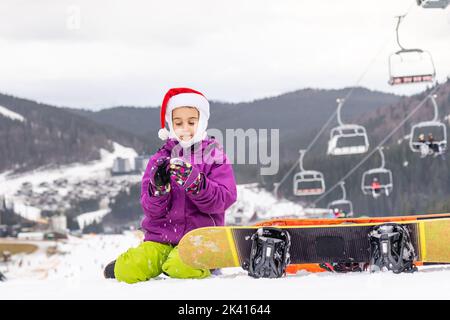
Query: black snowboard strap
xmin=243 ymin=227 xmax=291 ymax=278
xmin=368 ymin=223 xmax=417 ymax=274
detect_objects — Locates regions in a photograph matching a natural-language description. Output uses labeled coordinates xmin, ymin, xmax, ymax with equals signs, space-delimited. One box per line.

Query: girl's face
xmin=172 ymin=107 xmax=199 ymax=141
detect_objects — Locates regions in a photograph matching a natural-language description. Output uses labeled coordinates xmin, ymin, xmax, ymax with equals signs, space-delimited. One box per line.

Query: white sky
xmin=0 ymin=0 xmax=449 ymax=110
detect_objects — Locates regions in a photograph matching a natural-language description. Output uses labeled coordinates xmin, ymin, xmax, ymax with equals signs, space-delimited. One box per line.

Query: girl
xmin=104 ymin=87 xmax=237 ymax=283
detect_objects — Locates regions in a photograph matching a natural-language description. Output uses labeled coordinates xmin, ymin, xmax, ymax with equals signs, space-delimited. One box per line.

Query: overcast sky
xmin=0 ymin=0 xmax=449 ymax=110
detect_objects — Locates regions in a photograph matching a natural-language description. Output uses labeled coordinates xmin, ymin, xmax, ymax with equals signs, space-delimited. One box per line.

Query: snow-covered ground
xmin=2 ymin=232 xmax=450 ymax=300
xmin=0 ymin=105 xmax=25 ymax=122
xmin=76 ymin=209 xmax=111 ymax=230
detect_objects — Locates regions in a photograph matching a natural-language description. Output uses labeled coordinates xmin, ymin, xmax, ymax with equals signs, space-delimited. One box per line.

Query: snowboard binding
xmin=368 ymin=223 xmax=417 ymax=274
xmin=243 ymin=227 xmax=291 ymax=278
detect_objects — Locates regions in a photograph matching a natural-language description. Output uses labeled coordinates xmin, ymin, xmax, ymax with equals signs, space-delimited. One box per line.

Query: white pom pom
xmin=158 ymin=128 xmax=170 ymax=140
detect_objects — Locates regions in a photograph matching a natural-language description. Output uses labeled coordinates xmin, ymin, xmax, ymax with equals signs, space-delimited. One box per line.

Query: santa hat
xmin=158 ymin=87 xmax=210 ymax=147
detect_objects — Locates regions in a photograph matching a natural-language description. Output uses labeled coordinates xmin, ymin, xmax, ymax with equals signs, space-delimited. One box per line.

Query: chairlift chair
xmin=409 ymin=95 xmax=447 ymax=157
xmin=388 ymin=16 xmax=436 ymax=86
xmin=327 ymin=99 xmax=369 ymax=156
xmin=293 ymin=150 xmax=326 ymax=196
xmin=388 ymin=50 xmax=436 ymax=85
xmin=361 ymin=147 xmax=393 ymax=198
xmin=417 ymin=0 xmax=449 ymax=9
xmin=327 ymin=182 xmax=354 ymax=217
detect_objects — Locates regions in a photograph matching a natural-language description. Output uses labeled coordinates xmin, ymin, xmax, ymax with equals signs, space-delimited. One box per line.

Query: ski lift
xmin=293 ymin=150 xmax=325 ymax=196
xmin=417 ymin=0 xmax=449 ymax=9
xmin=327 ymin=182 xmax=354 ymax=217
xmin=361 ymin=147 xmax=393 ymax=199
xmin=409 ymin=94 xmax=447 ymax=157
xmin=327 ymin=98 xmax=369 ymax=155
xmin=388 ymin=16 xmax=436 ymax=86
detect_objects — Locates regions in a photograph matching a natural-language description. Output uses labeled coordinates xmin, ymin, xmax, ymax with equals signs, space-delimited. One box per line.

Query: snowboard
xmin=254 ymin=212 xmax=450 ymax=273
xmin=178 ymin=215 xmax=450 ymax=271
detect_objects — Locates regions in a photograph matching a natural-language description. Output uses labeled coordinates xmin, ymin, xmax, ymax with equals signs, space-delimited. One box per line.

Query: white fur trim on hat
xmin=166 ymin=93 xmax=210 ymax=118
xmin=158 ymin=128 xmax=170 ymax=140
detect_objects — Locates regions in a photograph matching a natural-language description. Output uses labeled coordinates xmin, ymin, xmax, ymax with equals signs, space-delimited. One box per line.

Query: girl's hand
xmin=149 ymin=156 xmax=171 ymax=196
xmin=169 ymin=158 xmax=202 ymax=194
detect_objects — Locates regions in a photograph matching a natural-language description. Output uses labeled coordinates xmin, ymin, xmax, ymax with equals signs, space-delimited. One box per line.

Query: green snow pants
xmin=114 ymin=241 xmax=211 ymax=284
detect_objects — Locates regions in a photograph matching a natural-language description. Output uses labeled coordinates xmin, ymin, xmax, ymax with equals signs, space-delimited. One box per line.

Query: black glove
xmin=149 ymin=156 xmax=171 ymax=196
xmin=153 ymin=158 xmax=171 ymax=187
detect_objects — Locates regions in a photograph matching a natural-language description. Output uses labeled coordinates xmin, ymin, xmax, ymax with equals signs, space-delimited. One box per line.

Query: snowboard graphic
xmin=178 ymin=215 xmax=450 ymax=271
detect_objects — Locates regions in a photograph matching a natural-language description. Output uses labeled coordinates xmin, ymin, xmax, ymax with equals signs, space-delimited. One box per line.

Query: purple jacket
xmin=140 ymin=137 xmax=237 ymax=245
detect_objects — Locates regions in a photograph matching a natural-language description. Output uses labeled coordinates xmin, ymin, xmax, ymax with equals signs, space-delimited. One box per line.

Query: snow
xmin=9 ymin=201 xmax=42 ymax=222
xmin=226 ymin=183 xmax=309 ymax=225
xmin=17 ymin=232 xmax=45 ymax=241
xmin=226 ymin=183 xmax=329 ymax=225
xmin=0 ymin=105 xmax=25 ymax=122
xmin=0 ymin=141 xmax=138 ymax=196
xmin=76 ymin=209 xmax=111 ymax=230
xmin=2 ymin=232 xmax=450 ymax=300
xmin=0 ymin=141 xmax=139 ymax=222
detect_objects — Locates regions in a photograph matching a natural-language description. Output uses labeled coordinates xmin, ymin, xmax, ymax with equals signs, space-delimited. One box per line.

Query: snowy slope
xmin=0 ymin=141 xmax=138 ymax=195
xmin=225 ymin=183 xmax=328 ymax=225
xmin=76 ymin=209 xmax=111 ymax=230
xmin=226 ymin=183 xmax=305 ymax=224
xmin=1 ymin=232 xmax=450 ymax=300
xmin=0 ymin=142 xmax=139 ymax=222
xmin=9 ymin=202 xmax=42 ymax=222
xmin=0 ymin=105 xmax=25 ymax=122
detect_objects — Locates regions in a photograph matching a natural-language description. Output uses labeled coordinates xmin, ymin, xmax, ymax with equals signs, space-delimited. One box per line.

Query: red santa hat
xmin=158 ymin=88 xmax=210 ymax=146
